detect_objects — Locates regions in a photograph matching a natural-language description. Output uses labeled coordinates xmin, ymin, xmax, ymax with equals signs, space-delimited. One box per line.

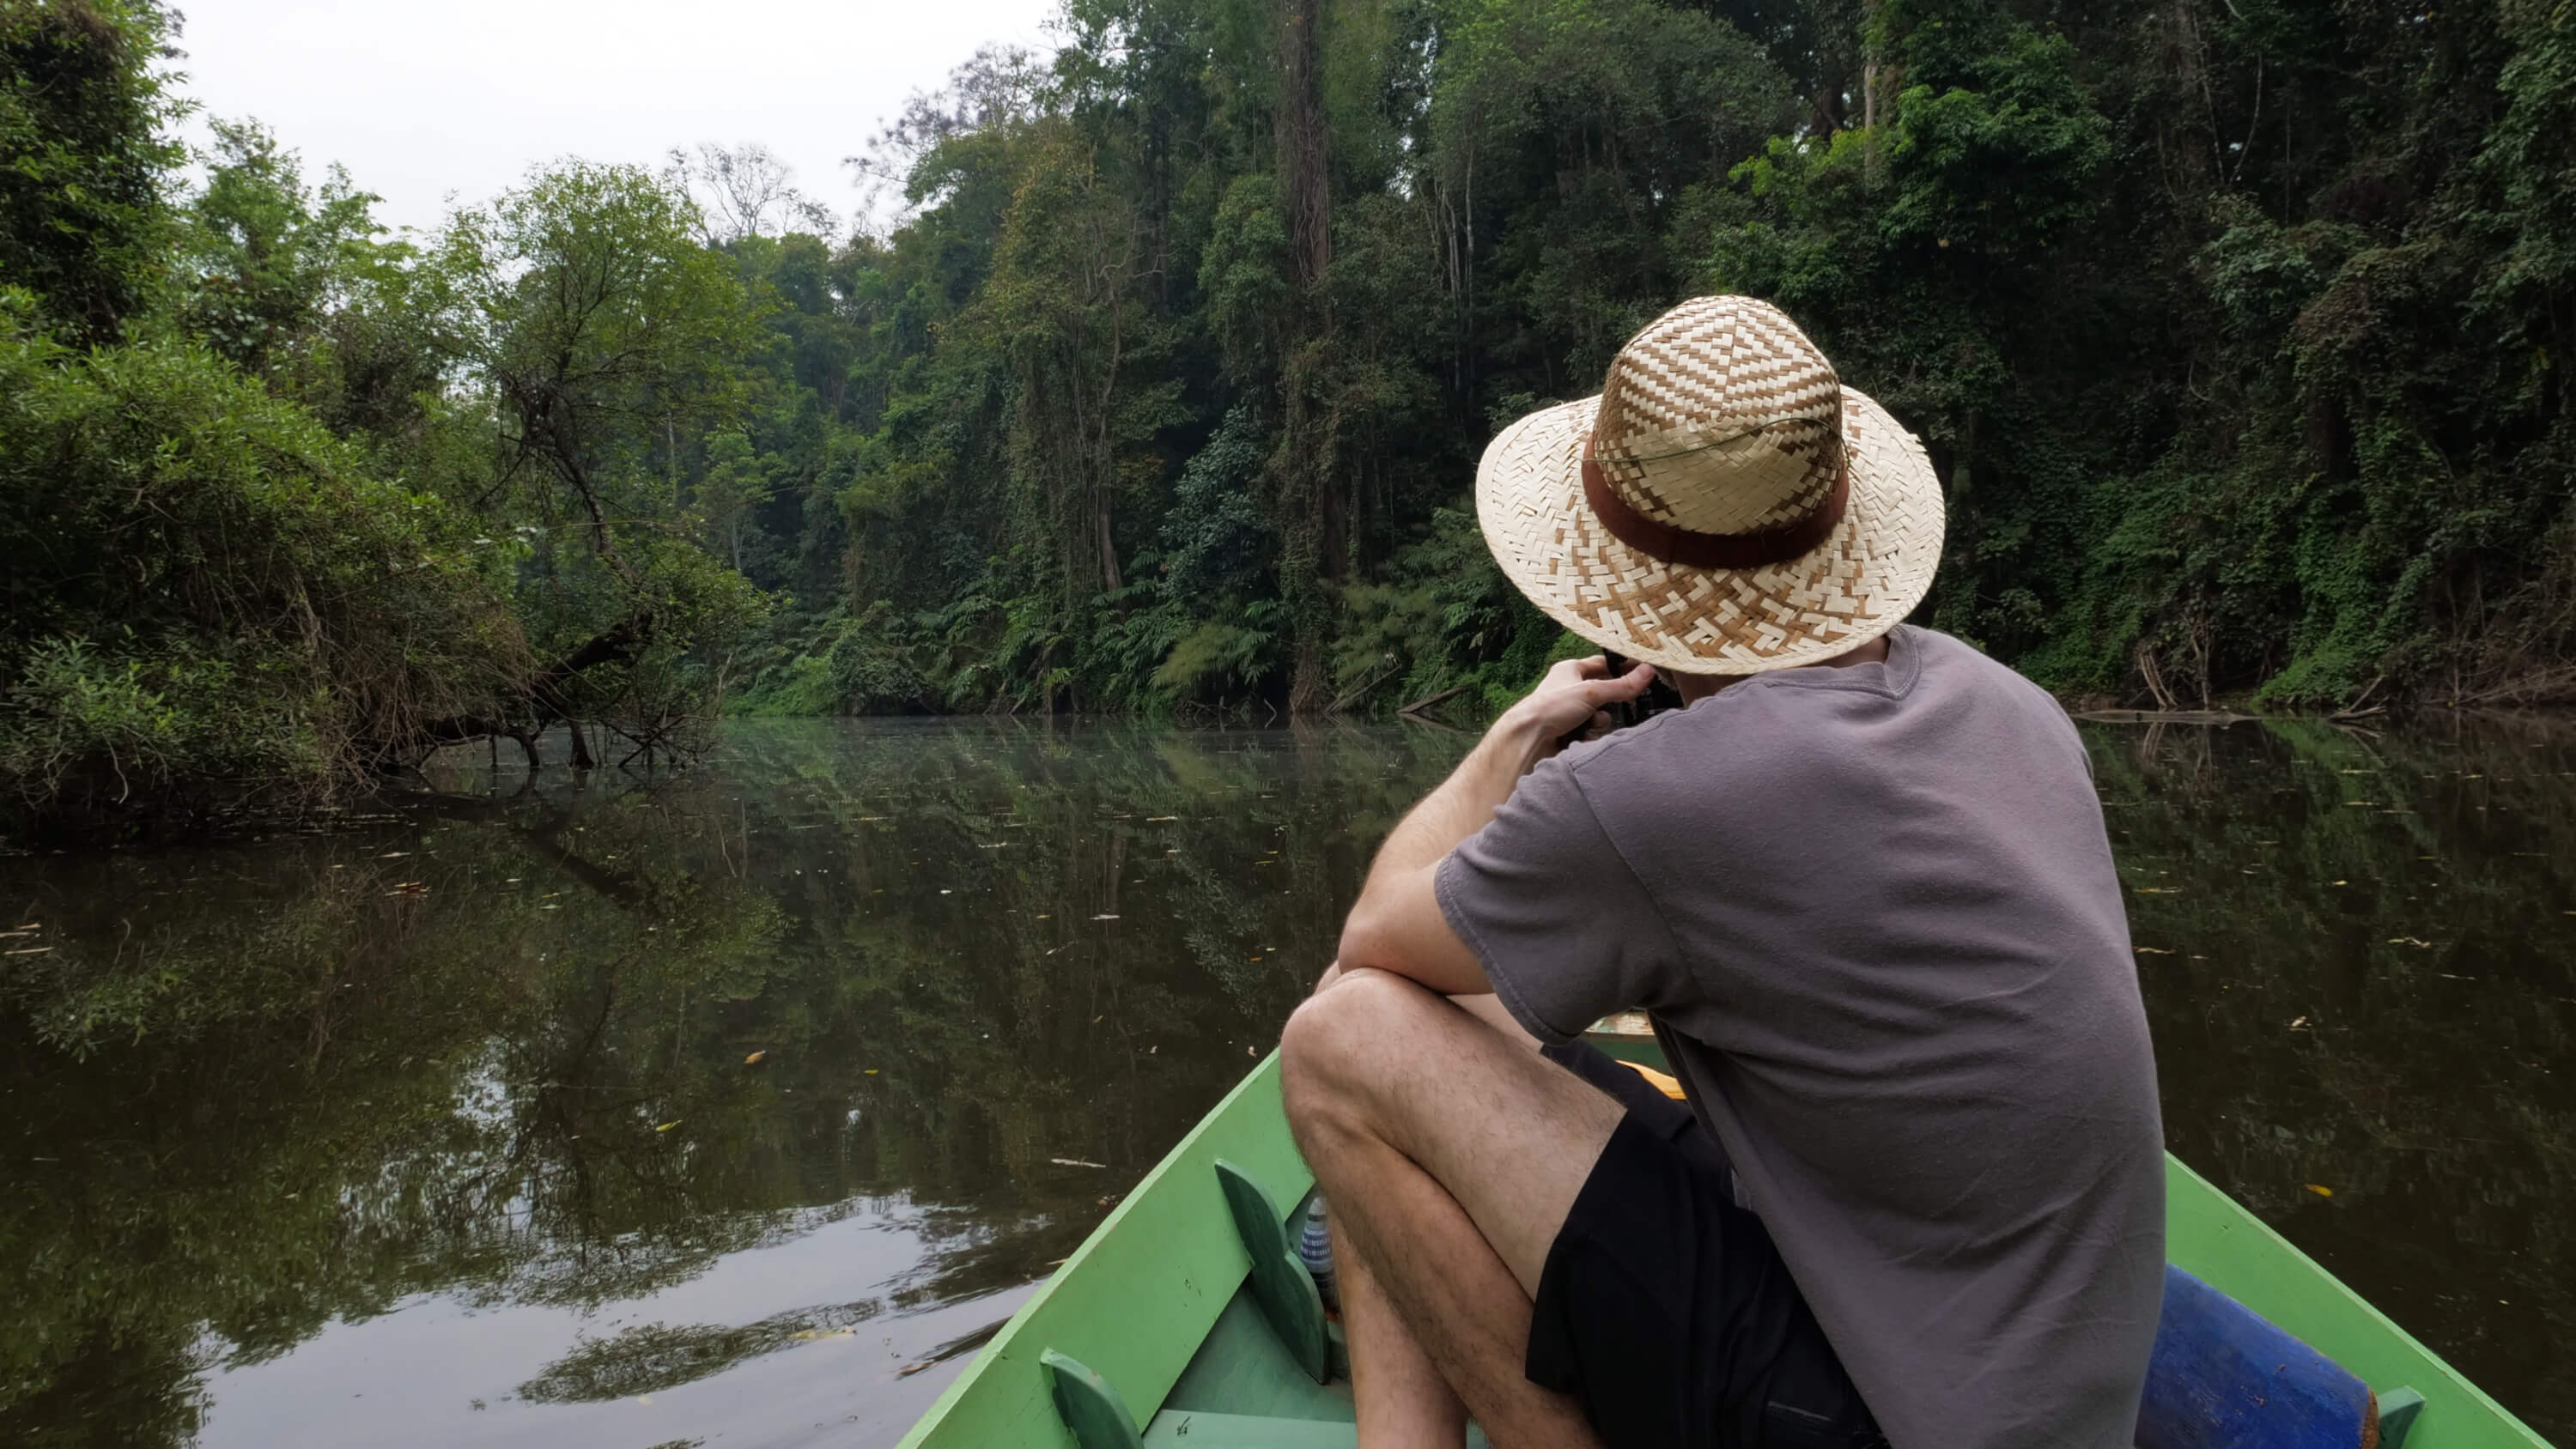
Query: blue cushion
xmin=2136 ymin=1266 xmax=2376 ymax=1449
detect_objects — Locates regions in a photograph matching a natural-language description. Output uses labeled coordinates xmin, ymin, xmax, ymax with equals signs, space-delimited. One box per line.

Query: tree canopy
xmin=8 ymin=0 xmax=2576 ymax=829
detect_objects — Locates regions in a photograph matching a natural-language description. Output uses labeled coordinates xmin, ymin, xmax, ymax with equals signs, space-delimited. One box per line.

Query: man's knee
xmin=1281 ymin=967 xmax=1435 ymax=1132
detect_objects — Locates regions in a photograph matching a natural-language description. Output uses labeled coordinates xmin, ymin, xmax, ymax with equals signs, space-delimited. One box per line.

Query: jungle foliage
xmin=724 ymin=0 xmax=2576 ymax=719
xmin=9 ymin=0 xmax=2576 ymax=827
xmin=1 ymin=1 xmax=768 ymax=834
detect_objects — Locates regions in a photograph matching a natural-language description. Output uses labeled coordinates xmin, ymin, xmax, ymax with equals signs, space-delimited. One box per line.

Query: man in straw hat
xmin=1282 ymin=296 xmax=2163 ymax=1447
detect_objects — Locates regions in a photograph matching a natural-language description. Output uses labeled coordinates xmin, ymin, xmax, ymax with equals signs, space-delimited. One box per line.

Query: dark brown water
xmin=0 ymin=716 xmax=2568 ymax=1446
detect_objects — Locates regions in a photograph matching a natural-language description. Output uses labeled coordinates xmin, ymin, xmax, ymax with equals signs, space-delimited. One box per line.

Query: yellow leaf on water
xmin=2305 ymin=1184 xmax=2333 ymax=1197
xmin=655 ymin=1120 xmax=680 ymax=1131
xmin=744 ymin=1051 xmax=767 ymax=1065
xmin=864 ymin=1068 xmax=878 ymax=1075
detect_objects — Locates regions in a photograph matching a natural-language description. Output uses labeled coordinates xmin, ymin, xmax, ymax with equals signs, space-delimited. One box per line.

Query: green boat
xmin=897 ymin=1031 xmax=2554 ymax=1449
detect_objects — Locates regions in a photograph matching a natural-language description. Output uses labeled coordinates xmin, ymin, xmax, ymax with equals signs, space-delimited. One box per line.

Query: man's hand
xmin=1492 ymin=655 xmax=1658 ymax=773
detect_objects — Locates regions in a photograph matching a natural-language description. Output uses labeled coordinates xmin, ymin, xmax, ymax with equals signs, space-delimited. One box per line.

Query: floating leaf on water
xmin=2287 ymin=1016 xmax=2310 ymax=1030
xmin=1091 ymin=913 xmax=1120 ymax=921
xmin=2135 ymin=887 xmax=2182 ymax=894
xmin=655 ymin=1121 xmax=681 ymax=1131
xmin=2388 ymin=937 xmax=2434 ymax=948
xmin=377 ymin=852 xmax=410 ymax=858
xmin=744 ymin=1051 xmax=767 ymax=1065
xmin=1145 ymin=815 xmax=1179 ymax=822
xmin=2133 ymin=947 xmax=2177 ymax=955
xmin=5 ymin=946 xmax=52 ymax=955
xmin=2330 ymin=880 xmax=2348 ymax=887
xmin=1050 ymin=1157 xmax=1107 ymax=1168
xmin=2305 ymin=1184 xmax=2334 ymax=1197
xmin=939 ymin=889 xmax=951 ymax=895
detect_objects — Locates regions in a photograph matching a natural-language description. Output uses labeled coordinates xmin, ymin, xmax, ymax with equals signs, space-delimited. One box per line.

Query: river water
xmin=1 ymin=717 xmax=2569 ymax=1446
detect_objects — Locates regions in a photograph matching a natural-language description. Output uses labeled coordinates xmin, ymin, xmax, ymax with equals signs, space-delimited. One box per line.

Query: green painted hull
xmin=897 ymin=1050 xmax=2554 ymax=1448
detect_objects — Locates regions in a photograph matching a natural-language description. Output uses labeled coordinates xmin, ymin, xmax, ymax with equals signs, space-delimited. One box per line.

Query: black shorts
xmin=1528 ymin=1041 xmax=1886 ymax=1449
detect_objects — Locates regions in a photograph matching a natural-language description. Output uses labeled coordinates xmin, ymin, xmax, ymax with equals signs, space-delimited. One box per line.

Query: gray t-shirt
xmin=1436 ymin=625 xmax=2163 ymax=1449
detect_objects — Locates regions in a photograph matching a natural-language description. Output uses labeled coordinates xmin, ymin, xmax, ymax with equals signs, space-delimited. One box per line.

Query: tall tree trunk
xmin=1279 ymin=0 xmax=1331 ymax=313
xmin=1277 ymin=0 xmax=1336 ymax=715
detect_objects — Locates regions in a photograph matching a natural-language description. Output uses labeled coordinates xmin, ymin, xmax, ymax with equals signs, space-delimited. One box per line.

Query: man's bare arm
xmin=1334 ymin=656 xmax=1656 ymax=995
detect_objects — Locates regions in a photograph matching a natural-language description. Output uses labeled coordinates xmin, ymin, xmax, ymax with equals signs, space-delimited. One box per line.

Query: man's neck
xmin=1667 ymin=634 xmax=1892 ymax=705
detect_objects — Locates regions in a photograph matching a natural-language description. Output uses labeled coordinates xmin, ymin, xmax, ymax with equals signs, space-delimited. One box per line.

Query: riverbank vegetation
xmin=9 ymin=0 xmax=2576 ymax=828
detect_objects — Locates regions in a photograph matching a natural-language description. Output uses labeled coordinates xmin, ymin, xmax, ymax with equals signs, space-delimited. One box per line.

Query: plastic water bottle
xmin=1295 ymin=1195 xmax=1339 ymax=1311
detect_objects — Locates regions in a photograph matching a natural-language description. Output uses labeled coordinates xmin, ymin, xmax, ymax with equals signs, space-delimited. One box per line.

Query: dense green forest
xmin=8 ymin=0 xmax=2576 ymax=828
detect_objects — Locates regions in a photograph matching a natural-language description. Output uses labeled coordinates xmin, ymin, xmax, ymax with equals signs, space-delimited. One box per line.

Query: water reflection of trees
xmin=9 ymin=715 xmax=2563 ymax=1444
xmin=2091 ymin=716 xmax=2576 ymax=1434
xmin=0 ymin=719 xmax=1466 ymax=1445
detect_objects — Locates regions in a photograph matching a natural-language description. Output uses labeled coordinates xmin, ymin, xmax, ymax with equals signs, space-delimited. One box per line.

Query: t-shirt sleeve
xmin=1433 ymin=758 xmax=1682 ymax=1044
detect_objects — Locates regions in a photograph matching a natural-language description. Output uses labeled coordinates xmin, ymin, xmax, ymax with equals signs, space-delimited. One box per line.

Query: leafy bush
xmin=0 ymin=296 xmax=519 ymax=828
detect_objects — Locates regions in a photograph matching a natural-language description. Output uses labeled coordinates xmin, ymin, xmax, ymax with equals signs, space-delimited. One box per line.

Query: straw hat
xmin=1475 ymin=296 xmax=1945 ymax=674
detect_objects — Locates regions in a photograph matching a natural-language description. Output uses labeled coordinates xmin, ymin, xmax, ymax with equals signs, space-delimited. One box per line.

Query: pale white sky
xmin=167 ymin=0 xmax=1062 ymax=234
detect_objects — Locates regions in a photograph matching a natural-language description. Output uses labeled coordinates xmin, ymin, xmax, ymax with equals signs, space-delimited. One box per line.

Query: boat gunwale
xmin=901 ymin=1043 xmax=2555 ymax=1448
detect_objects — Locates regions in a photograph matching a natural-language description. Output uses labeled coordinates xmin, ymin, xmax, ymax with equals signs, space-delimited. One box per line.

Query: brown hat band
xmin=1580 ymin=449 xmax=1850 ymax=571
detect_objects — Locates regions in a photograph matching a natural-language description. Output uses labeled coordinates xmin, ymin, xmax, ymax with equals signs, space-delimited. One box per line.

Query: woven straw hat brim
xmin=1475 ymin=386 xmax=1945 ymax=674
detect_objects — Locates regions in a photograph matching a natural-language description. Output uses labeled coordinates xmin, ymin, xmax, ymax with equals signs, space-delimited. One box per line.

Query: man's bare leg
xmin=1334 ymin=1214 xmax=1468 ymax=1443
xmin=1283 ymin=967 xmax=1620 ymax=1446
xmin=1314 ymin=961 xmax=1540 ymax=1053
xmin=1449 ymin=991 xmax=1541 ymax=1051
xmin=1306 ymin=963 xmax=1515 ymax=1440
